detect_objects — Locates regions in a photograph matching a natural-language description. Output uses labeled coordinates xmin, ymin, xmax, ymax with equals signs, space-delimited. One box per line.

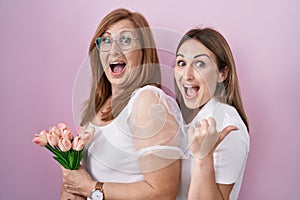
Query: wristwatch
xmin=91 ymin=182 xmax=104 ymax=200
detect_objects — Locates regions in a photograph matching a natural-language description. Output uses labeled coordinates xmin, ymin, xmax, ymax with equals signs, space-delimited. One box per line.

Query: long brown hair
xmin=81 ymin=8 xmax=161 ymax=125
xmin=174 ymin=27 xmax=249 ymax=131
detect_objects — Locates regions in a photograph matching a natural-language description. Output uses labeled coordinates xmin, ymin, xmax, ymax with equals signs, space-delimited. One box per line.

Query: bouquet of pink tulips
xmin=32 ymin=122 xmax=95 ymax=170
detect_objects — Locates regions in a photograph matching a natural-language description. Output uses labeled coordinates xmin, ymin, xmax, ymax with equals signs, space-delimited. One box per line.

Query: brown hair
xmin=81 ymin=8 xmax=161 ymax=125
xmin=175 ymin=27 xmax=249 ymax=131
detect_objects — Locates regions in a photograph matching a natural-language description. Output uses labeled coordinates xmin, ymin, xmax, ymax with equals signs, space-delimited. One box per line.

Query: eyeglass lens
xmin=96 ymin=31 xmax=137 ymax=52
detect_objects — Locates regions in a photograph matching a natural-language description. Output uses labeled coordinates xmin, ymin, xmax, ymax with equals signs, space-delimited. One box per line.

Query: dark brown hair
xmin=175 ymin=27 xmax=249 ymax=131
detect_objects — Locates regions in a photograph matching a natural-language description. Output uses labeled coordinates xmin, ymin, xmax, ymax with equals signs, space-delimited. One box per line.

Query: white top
xmin=176 ymin=98 xmax=250 ymax=200
xmin=82 ymin=85 xmax=188 ymax=184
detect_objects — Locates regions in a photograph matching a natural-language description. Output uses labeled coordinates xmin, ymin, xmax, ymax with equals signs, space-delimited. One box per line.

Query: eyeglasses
xmin=95 ymin=31 xmax=139 ymax=52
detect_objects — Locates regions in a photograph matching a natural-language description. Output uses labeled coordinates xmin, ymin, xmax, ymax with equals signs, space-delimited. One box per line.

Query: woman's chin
xmin=183 ymin=99 xmax=199 ymax=110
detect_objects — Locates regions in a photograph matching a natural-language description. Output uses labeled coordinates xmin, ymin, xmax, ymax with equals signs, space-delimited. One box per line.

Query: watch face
xmin=91 ymin=190 xmax=103 ymax=200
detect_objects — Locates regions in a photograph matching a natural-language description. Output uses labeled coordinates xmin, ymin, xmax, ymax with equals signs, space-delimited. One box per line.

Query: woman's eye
xmin=194 ymin=61 xmax=205 ymax=68
xmin=177 ymin=60 xmax=185 ymax=67
xmin=103 ymin=37 xmax=112 ymax=44
xmin=120 ymin=36 xmax=132 ymax=45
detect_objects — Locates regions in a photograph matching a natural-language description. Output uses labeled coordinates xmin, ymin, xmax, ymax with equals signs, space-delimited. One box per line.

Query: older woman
xmin=61 ymin=8 xmax=185 ymax=200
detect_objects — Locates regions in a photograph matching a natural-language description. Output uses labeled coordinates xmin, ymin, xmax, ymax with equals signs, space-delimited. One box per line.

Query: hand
xmin=189 ymin=117 xmax=237 ymax=159
xmin=61 ymin=166 xmax=96 ymax=197
xmin=60 ymin=184 xmax=86 ymax=200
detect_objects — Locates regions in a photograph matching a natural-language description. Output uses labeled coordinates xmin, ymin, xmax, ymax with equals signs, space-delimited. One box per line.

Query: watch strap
xmin=95 ymin=182 xmax=104 ymax=192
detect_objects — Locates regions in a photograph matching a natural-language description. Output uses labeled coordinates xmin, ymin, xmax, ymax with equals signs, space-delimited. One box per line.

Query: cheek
xmin=99 ymin=54 xmax=108 ymax=67
xmin=202 ymin=74 xmax=218 ymax=96
xmin=196 ymin=70 xmax=218 ymax=94
xmin=174 ymin=69 xmax=181 ymax=84
xmin=174 ymin=69 xmax=185 ymax=93
xmin=126 ymin=50 xmax=143 ymax=67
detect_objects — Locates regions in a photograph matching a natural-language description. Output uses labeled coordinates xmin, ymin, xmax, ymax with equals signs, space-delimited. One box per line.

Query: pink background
xmin=1 ymin=0 xmax=299 ymax=199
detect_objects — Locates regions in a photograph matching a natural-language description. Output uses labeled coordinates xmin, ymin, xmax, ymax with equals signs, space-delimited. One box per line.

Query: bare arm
xmin=63 ymin=89 xmax=181 ymax=199
xmin=188 ymin=118 xmax=237 ymax=200
xmin=188 ymin=156 xmax=233 ymax=200
xmin=63 ymin=161 xmax=179 ymax=200
xmin=104 ymin=90 xmax=181 ymax=199
xmin=103 ymin=160 xmax=179 ymax=200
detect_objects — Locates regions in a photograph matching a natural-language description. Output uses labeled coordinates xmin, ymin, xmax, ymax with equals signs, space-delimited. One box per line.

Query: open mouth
xmin=183 ymin=84 xmax=200 ymax=98
xmin=109 ymin=61 xmax=126 ymax=75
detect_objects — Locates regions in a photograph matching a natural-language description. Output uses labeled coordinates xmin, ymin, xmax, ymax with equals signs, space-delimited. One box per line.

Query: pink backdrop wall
xmin=1 ymin=0 xmax=299 ymax=199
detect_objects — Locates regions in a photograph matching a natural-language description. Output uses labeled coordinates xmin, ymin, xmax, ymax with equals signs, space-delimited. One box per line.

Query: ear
xmin=217 ymin=66 xmax=228 ymax=83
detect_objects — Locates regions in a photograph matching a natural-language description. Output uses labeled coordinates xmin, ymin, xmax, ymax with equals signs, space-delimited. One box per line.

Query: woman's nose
xmin=109 ymin=41 xmax=122 ymax=56
xmin=182 ymin=64 xmax=195 ymax=81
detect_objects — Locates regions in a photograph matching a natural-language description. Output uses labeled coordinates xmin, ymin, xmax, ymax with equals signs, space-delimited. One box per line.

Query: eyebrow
xmin=194 ymin=54 xmax=210 ymax=59
xmin=176 ymin=53 xmax=210 ymax=59
xmin=103 ymin=31 xmax=111 ymax=36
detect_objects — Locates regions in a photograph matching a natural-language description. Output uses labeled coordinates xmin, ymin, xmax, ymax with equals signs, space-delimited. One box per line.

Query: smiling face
xmin=174 ymin=39 xmax=225 ymax=109
xmin=99 ymin=19 xmax=143 ymax=92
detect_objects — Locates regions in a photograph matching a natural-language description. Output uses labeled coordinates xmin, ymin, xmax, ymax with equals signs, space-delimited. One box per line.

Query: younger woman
xmin=174 ymin=27 xmax=250 ymax=200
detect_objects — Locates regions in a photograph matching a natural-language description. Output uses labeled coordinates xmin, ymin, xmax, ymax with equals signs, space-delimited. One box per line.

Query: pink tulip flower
xmin=58 ymin=123 xmax=73 ymax=140
xmin=57 ymin=122 xmax=69 ymax=132
xmin=39 ymin=130 xmax=48 ymax=137
xmin=62 ymin=129 xmax=73 ymax=141
xmin=72 ymin=136 xmax=85 ymax=151
xmin=32 ymin=133 xmax=48 ymax=147
xmin=58 ymin=137 xmax=72 ymax=152
xmin=77 ymin=125 xmax=95 ymax=144
xmin=46 ymin=132 xmax=59 ymax=147
xmin=33 ymin=122 xmax=86 ymax=170
xmin=50 ymin=126 xmax=62 ymax=137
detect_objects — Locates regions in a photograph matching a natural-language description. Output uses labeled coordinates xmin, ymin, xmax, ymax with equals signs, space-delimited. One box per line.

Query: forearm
xmin=103 ymin=160 xmax=179 ymax=200
xmin=188 ymin=156 xmax=224 ymax=200
xmin=102 ymin=181 xmax=169 ymax=200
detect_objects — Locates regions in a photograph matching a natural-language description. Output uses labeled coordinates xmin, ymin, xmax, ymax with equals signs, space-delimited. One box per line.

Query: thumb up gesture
xmin=188 ymin=117 xmax=237 ymax=159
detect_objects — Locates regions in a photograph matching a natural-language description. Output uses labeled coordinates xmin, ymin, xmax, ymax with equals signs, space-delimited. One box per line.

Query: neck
xmin=111 ymin=85 xmax=125 ymax=98
xmin=183 ymin=107 xmax=200 ymax=124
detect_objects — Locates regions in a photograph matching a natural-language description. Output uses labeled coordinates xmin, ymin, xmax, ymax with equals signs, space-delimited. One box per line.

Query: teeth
xmin=184 ymin=84 xmax=193 ymax=88
xmin=183 ymin=84 xmax=199 ymax=97
xmin=110 ymin=62 xmax=125 ymax=65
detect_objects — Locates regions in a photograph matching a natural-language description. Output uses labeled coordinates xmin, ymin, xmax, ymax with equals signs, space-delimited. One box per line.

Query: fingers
xmin=190 ymin=117 xmax=238 ymax=159
xmin=207 ymin=117 xmax=216 ymax=133
xmin=61 ymin=184 xmax=78 ymax=200
xmin=61 ymin=167 xmax=74 ymax=185
xmin=189 ymin=119 xmax=211 ymax=156
xmin=198 ymin=119 xmax=208 ymax=136
xmin=219 ymin=125 xmax=238 ymax=142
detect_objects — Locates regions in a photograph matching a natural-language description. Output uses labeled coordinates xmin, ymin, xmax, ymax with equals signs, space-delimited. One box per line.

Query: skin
xmin=175 ymin=39 xmax=226 ymax=109
xmin=61 ymin=19 xmax=180 ymax=200
xmin=100 ymin=19 xmax=143 ymax=94
xmin=175 ymin=39 xmax=236 ymax=200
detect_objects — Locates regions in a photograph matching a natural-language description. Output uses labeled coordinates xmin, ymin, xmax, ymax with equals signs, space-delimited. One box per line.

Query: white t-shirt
xmin=176 ymin=98 xmax=250 ymax=200
xmin=82 ymin=85 xmax=187 ymax=184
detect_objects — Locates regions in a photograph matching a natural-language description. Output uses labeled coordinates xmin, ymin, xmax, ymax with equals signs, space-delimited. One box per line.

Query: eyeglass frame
xmin=94 ymin=31 xmax=140 ymax=52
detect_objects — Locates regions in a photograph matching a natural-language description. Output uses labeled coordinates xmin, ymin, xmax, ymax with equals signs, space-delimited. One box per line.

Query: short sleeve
xmin=126 ymin=85 xmax=189 ymax=171
xmin=214 ymin=107 xmax=250 ymax=184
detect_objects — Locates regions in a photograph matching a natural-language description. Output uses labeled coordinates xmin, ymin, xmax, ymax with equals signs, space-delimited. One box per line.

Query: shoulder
xmin=129 ymin=85 xmax=177 ymax=111
xmin=132 ymin=85 xmax=165 ymax=101
xmin=218 ymin=102 xmax=248 ymax=134
xmin=128 ymin=86 xmax=165 ymax=121
xmin=216 ymin=102 xmax=250 ymax=152
xmin=128 ymin=85 xmax=182 ymax=128
xmin=133 ymin=85 xmax=161 ymax=104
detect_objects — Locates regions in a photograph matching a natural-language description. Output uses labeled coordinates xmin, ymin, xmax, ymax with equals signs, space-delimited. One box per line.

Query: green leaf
xmin=68 ymin=151 xmax=75 ymax=169
xmin=44 ymin=144 xmax=83 ymax=170
xmin=76 ymin=150 xmax=83 ymax=169
xmin=53 ymin=156 xmax=71 ymax=169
